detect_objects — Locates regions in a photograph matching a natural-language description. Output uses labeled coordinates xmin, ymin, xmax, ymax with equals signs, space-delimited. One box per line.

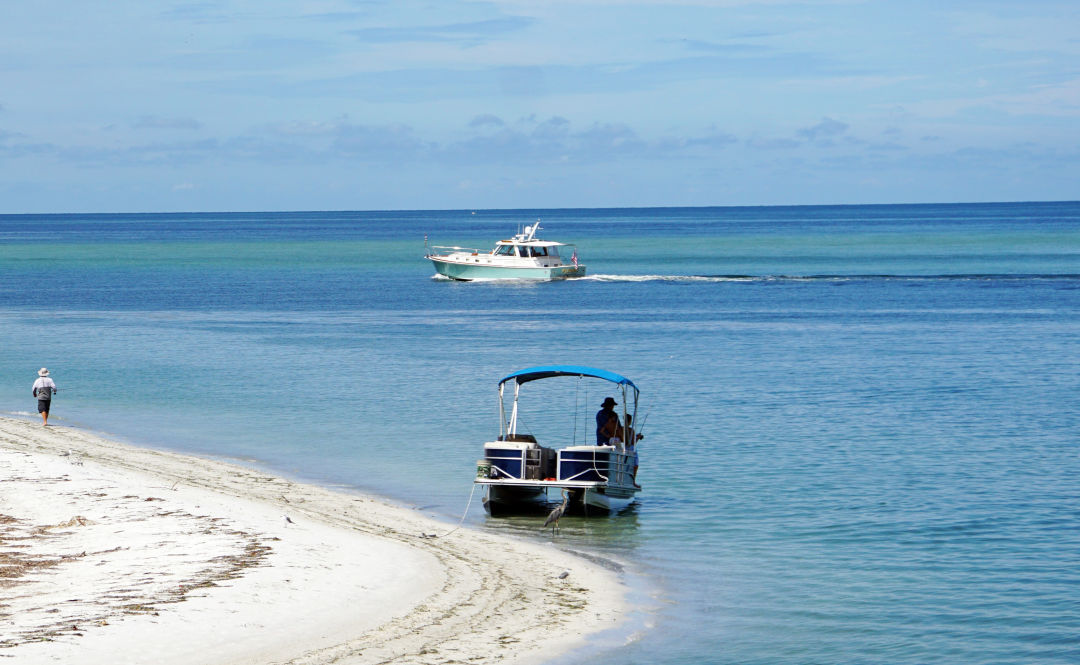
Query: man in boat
xmin=622 ymin=413 xmax=642 ymax=485
xmin=596 ymin=397 xmax=619 ymax=445
xmin=620 ymin=413 xmax=644 ymax=444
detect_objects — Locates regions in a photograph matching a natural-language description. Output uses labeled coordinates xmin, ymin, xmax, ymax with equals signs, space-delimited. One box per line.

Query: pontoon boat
xmin=475 ymin=365 xmax=641 ymax=516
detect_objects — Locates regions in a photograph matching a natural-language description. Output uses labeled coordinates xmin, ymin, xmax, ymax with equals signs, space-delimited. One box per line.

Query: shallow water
xmin=2 ymin=203 xmax=1079 ymax=664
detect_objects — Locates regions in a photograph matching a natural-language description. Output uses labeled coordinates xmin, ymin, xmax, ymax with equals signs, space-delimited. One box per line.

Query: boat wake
xmin=432 ymin=272 xmax=1079 ymax=285
xmin=582 ymin=273 xmax=1080 ymax=284
xmin=583 ymin=274 xmax=754 ymax=283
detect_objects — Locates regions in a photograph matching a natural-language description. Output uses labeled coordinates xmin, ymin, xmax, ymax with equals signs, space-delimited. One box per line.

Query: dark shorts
xmin=37 ymin=399 xmax=50 ymax=414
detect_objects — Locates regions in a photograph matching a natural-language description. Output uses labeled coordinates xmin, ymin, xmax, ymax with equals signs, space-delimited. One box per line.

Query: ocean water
xmin=1 ymin=202 xmax=1079 ymax=664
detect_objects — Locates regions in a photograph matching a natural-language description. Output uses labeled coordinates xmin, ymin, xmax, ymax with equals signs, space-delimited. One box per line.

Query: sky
xmin=1 ymin=0 xmax=1078 ymax=213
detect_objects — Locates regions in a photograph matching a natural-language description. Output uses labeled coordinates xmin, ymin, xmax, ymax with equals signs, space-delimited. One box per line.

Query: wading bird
xmin=543 ymin=490 xmax=571 ymax=535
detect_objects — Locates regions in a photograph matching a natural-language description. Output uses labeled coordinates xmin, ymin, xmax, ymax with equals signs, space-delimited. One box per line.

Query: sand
xmin=0 ymin=417 xmax=626 ymax=664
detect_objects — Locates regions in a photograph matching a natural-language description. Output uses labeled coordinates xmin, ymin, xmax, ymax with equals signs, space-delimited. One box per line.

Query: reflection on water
xmin=479 ymin=502 xmax=643 ymax=559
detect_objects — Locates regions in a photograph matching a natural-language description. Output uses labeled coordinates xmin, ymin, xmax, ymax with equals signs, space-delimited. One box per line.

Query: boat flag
xmin=571 ymin=249 xmax=578 ymax=267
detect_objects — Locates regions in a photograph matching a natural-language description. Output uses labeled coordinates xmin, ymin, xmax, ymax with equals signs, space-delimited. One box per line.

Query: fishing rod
xmin=635 ymin=406 xmax=651 ymax=440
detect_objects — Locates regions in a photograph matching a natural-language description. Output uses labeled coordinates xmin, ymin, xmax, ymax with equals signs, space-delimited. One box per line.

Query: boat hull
xmin=579 ymin=486 xmax=637 ymax=514
xmin=482 ymin=484 xmax=551 ymax=516
xmin=478 ymin=441 xmax=638 ymax=516
xmin=430 ymin=258 xmax=586 ymax=281
xmin=480 ymin=483 xmax=638 ymax=516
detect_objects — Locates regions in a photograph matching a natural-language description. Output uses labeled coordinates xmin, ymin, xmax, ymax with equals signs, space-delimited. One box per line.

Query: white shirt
xmin=33 ymin=376 xmax=56 ymax=398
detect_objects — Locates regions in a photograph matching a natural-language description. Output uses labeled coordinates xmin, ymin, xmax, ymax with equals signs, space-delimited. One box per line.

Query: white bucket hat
xmin=38 ymin=367 xmax=50 ymax=377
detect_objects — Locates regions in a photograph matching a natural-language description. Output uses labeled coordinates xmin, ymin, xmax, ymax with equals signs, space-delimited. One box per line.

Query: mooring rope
xmin=434 ymin=482 xmax=479 ymax=538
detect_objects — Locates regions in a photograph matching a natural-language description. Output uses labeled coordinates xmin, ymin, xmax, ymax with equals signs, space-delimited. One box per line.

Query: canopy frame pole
xmin=498 ymin=382 xmax=506 ymax=440
xmin=508 ymin=381 xmax=521 ymax=437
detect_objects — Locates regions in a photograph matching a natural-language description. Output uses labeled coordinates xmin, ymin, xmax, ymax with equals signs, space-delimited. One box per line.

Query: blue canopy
xmin=499 ymin=365 xmax=638 ymax=391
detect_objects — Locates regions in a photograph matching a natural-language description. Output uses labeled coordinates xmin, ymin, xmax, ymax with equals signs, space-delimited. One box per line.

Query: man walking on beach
xmin=32 ymin=368 xmax=57 ymax=426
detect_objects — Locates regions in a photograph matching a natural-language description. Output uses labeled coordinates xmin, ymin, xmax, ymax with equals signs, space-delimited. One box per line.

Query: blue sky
xmin=1 ymin=1 xmax=1077 ymax=212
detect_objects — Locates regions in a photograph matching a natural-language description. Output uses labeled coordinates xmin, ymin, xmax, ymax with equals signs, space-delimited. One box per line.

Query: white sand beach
xmin=0 ymin=417 xmax=625 ymax=664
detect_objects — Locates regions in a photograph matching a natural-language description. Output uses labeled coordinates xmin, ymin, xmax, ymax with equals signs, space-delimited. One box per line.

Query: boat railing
xmin=560 ymin=466 xmax=609 ymax=482
xmin=557 ymin=448 xmax=620 ymax=483
xmin=428 ymin=244 xmax=485 ymax=255
xmin=483 ymin=445 xmax=639 ymax=486
xmin=485 ymin=444 xmax=553 ymax=480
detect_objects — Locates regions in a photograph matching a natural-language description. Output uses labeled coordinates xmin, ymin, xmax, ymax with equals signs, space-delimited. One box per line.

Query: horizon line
xmin=2 ymin=199 xmax=1078 ymax=218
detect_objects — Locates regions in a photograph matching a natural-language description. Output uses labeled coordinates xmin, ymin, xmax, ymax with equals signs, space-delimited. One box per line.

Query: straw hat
xmin=38 ymin=368 xmax=50 ymax=377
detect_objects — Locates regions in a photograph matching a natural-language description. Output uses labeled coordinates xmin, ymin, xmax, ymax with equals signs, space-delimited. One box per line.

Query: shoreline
xmin=0 ymin=416 xmax=626 ymax=664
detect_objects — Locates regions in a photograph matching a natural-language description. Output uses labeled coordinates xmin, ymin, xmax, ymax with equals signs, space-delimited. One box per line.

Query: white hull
xmin=429 ymin=256 xmax=585 ymax=281
xmin=579 ymin=486 xmax=637 ymax=513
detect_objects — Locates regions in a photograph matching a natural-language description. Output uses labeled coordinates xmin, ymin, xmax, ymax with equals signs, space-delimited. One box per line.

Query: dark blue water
xmin=2 ymin=202 xmax=1078 ymax=664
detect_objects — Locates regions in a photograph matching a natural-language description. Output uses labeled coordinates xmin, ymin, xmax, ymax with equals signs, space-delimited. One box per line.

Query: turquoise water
xmin=2 ymin=203 xmax=1079 ymax=663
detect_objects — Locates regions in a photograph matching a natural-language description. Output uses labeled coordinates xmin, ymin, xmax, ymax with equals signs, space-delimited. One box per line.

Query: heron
xmin=543 ymin=489 xmax=570 ymax=535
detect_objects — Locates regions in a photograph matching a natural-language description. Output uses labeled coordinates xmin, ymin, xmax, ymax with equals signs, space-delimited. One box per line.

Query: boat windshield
xmin=493 ymin=243 xmax=563 ymax=258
